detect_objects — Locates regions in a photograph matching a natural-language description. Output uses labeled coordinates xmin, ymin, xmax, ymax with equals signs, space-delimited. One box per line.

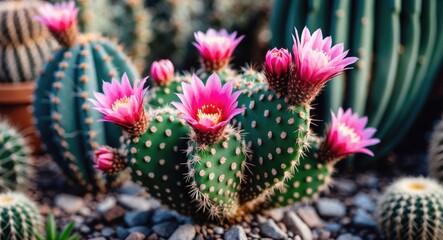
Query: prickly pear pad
xmin=124 ymin=107 xmax=196 ymax=215
xmin=233 ymin=78 xmax=311 ymax=203
xmin=187 ymin=127 xmax=248 ymax=220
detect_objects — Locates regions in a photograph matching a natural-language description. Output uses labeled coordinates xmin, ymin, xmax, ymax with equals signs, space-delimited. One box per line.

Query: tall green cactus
xmin=0 ymin=0 xmax=58 ymax=83
xmin=0 ymin=192 xmax=42 ymax=240
xmin=34 ymin=34 xmax=139 ymax=192
xmin=271 ymin=0 xmax=443 ymax=159
xmin=0 ymin=119 xmax=33 ymax=192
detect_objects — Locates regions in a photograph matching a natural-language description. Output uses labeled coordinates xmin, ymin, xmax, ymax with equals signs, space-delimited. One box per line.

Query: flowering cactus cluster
xmin=88 ymin=24 xmax=378 ymax=222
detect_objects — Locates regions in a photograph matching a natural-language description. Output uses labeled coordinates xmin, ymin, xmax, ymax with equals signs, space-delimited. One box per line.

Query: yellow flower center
xmin=338 ymin=123 xmax=361 ymax=143
xmin=308 ymin=49 xmax=330 ymax=67
xmin=408 ymin=183 xmax=426 ymax=191
xmin=112 ymin=96 xmax=130 ymax=111
xmin=0 ymin=196 xmax=13 ymax=205
xmin=197 ymin=104 xmax=222 ymax=125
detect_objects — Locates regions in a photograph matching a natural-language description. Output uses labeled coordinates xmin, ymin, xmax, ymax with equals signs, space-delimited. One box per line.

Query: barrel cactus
xmin=0 ymin=120 xmax=33 ymax=192
xmin=0 ymin=192 xmax=42 ymax=240
xmin=0 ymin=0 xmax=58 ymax=83
xmin=33 ymin=1 xmax=139 ymax=192
xmin=271 ymin=0 xmax=443 ymax=159
xmin=90 ymin=27 xmax=379 ymax=222
xmin=378 ymin=177 xmax=443 ymax=239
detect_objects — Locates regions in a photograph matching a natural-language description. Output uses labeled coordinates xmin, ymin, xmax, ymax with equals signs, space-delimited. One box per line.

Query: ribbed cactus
xmin=90 ymin=27 xmax=379 ymax=223
xmin=0 ymin=120 xmax=33 ymax=192
xmin=271 ymin=0 xmax=443 ymax=159
xmin=0 ymin=192 xmax=42 ymax=240
xmin=0 ymin=0 xmax=58 ymax=83
xmin=378 ymin=177 xmax=443 ymax=240
xmin=33 ymin=2 xmax=139 ymax=192
xmin=429 ymin=115 xmax=443 ymax=182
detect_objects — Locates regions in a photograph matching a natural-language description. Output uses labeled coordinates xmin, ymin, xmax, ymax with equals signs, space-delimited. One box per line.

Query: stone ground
xmin=27 ymin=153 xmax=427 ymax=240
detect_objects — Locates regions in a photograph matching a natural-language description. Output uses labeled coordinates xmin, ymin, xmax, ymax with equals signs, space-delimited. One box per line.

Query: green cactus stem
xmin=33 ymin=34 xmax=138 ymax=193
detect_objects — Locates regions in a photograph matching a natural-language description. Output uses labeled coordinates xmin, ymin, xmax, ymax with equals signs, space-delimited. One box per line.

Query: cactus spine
xmin=0 ymin=192 xmax=42 ymax=240
xmin=378 ymin=177 xmax=443 ymax=240
xmin=34 ymin=35 xmax=139 ymax=192
xmin=0 ymin=120 xmax=33 ymax=192
xmin=0 ymin=0 xmax=58 ymax=83
xmin=271 ymin=0 xmax=443 ymax=159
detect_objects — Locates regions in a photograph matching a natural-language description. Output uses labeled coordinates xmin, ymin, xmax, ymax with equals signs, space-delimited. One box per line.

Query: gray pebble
xmin=259 ymin=219 xmax=287 ymax=240
xmin=152 ymin=221 xmax=179 ymax=238
xmin=283 ymin=211 xmax=312 ymax=240
xmin=152 ymin=209 xmax=179 ymax=224
xmin=97 ymin=197 xmax=116 ymax=215
xmin=128 ymin=226 xmax=151 ymax=235
xmin=169 ymin=224 xmax=196 ymax=240
xmin=334 ymin=179 xmax=358 ymax=194
xmin=337 ymin=233 xmax=362 ymax=240
xmin=325 ymin=223 xmax=342 ymax=232
xmin=213 ymin=226 xmax=224 ymax=234
xmin=79 ymin=225 xmax=91 ymax=234
xmin=353 ymin=193 xmax=377 ymax=212
xmin=296 ymin=206 xmax=324 ymax=228
xmin=125 ymin=232 xmax=146 ymax=240
xmin=118 ymin=182 xmax=144 ymax=195
xmin=55 ymin=194 xmax=84 ymax=213
xmin=352 ymin=209 xmax=377 ymax=227
xmin=224 ymin=226 xmax=247 ymax=240
xmin=116 ymin=226 xmax=130 ymax=239
xmin=118 ymin=194 xmax=160 ymax=211
xmin=101 ymin=227 xmax=114 ymax=237
xmin=316 ymin=198 xmax=346 ymax=218
xmin=124 ymin=210 xmax=151 ymax=227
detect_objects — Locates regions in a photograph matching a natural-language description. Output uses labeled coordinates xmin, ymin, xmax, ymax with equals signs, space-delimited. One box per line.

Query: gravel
xmin=32 ymin=155 xmax=400 ymax=239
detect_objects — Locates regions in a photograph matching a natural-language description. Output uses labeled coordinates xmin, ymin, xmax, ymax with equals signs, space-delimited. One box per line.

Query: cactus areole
xmin=89 ymin=27 xmax=378 ymax=223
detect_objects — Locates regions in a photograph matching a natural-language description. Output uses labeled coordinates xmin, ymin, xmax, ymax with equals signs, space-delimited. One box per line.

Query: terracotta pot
xmin=0 ymin=82 xmax=40 ymax=154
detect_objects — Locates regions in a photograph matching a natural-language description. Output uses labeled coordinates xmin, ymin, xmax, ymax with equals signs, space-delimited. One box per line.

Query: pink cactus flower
xmin=320 ymin=108 xmax=380 ymax=163
xmin=89 ymin=73 xmax=148 ymax=136
xmin=263 ymin=48 xmax=292 ymax=94
xmin=193 ymin=28 xmax=244 ymax=72
xmin=171 ymin=73 xmax=243 ymax=144
xmin=35 ymin=1 xmax=79 ymax=32
xmin=288 ymin=27 xmax=358 ymax=105
xmin=94 ymin=146 xmax=125 ymax=175
xmin=150 ymin=59 xmax=175 ymax=86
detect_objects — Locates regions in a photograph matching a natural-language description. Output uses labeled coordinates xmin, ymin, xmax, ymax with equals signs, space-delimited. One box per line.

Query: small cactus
xmin=0 ymin=0 xmax=58 ymax=83
xmin=0 ymin=192 xmax=42 ymax=240
xmin=378 ymin=177 xmax=443 ymax=240
xmin=0 ymin=119 xmax=33 ymax=192
xmin=429 ymin=115 xmax=443 ymax=182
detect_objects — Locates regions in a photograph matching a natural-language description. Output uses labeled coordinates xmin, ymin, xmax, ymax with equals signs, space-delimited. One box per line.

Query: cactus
xmin=429 ymin=115 xmax=443 ymax=182
xmin=0 ymin=192 xmax=42 ymax=240
xmin=378 ymin=177 xmax=443 ymax=239
xmin=0 ymin=0 xmax=58 ymax=83
xmin=33 ymin=2 xmax=139 ymax=192
xmin=90 ymin=27 xmax=379 ymax=223
xmin=0 ymin=119 xmax=33 ymax=192
xmin=271 ymin=0 xmax=443 ymax=159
